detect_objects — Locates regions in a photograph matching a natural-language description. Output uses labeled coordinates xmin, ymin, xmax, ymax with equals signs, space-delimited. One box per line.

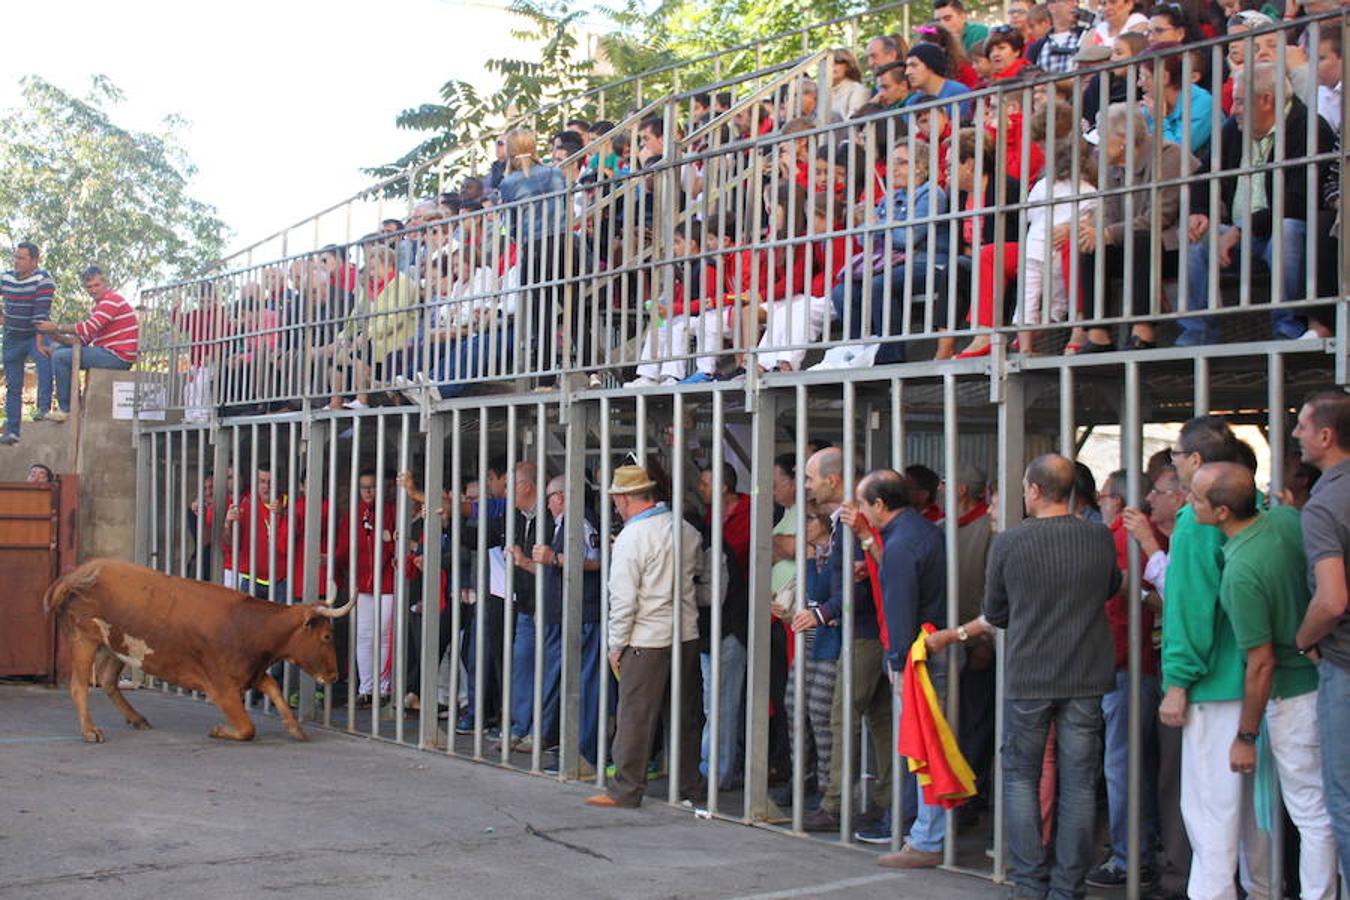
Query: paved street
xmin=0 ymin=684 xmax=1005 ymax=900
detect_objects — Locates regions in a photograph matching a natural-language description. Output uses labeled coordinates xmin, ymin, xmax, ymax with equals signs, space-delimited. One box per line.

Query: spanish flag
xmin=899 ymin=624 xmax=977 ymax=809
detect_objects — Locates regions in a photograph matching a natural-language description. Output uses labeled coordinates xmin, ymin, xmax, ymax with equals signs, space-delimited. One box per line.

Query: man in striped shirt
xmin=36 ymin=265 xmax=138 ymax=422
xmin=1 ymin=242 xmax=58 ymax=445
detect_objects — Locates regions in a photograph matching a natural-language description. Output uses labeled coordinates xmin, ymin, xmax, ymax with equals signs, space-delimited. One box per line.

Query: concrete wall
xmin=0 ymin=369 xmax=139 ymax=564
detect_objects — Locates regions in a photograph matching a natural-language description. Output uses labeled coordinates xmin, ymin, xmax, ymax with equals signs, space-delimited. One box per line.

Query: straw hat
xmin=608 ymin=465 xmax=657 ymax=495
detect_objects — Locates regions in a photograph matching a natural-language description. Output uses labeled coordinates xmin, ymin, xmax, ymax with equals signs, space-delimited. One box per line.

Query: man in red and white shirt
xmin=36 ymin=265 xmax=138 ymax=422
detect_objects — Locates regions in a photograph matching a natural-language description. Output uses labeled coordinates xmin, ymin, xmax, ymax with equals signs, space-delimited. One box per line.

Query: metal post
xmin=1124 ymin=361 xmax=1143 ymax=898
xmin=559 ymin=397 xmax=593 ymax=779
xmin=744 ymin=387 xmax=778 ymax=821
xmin=420 ymin=412 xmax=446 ymax=750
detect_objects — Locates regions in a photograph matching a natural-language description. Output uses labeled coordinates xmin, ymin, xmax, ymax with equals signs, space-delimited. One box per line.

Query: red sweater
xmin=289 ymin=494 xmax=330 ymax=599
xmin=336 ymin=499 xmax=398 ymax=594
xmin=1105 ymin=517 xmax=1161 ymax=676
xmin=75 ymin=291 xmax=139 ymax=362
xmin=234 ymin=492 xmax=290 ymax=584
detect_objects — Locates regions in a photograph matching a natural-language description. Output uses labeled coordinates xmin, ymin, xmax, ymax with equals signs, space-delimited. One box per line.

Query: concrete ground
xmin=0 ymin=684 xmax=1006 ymax=900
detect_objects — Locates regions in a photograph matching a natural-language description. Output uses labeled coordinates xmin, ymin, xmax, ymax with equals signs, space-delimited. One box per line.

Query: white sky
xmin=0 ymin=0 xmax=581 ymax=262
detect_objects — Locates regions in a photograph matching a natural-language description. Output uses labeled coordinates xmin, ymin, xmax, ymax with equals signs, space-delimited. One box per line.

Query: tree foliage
xmin=0 ymin=76 xmax=228 ymax=318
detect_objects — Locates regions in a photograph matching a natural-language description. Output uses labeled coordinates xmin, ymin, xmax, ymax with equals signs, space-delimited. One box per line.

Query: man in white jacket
xmin=586 ymin=465 xmax=705 ymax=808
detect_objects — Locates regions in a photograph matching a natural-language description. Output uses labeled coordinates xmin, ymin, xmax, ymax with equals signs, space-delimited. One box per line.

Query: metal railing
xmin=137 ymin=12 xmax=1349 ymax=419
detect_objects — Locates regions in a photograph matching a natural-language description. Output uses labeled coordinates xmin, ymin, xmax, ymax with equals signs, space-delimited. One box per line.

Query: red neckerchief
xmin=957 ymin=501 xmax=989 ymax=528
xmin=859 ymin=518 xmax=891 ymax=652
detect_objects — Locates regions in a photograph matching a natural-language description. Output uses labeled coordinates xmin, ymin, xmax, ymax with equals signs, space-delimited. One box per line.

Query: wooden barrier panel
xmin=0 ymin=483 xmax=57 ymax=679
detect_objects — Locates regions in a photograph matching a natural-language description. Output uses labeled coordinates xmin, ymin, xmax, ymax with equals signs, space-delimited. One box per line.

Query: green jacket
xmin=1161 ymin=505 xmax=1246 ymax=702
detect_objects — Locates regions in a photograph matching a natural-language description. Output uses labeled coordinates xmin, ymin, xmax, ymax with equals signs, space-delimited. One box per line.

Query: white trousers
xmin=1017 ymin=256 xmax=1069 ymax=326
xmin=184 ymin=364 xmax=213 ymax=421
xmin=1265 ymin=690 xmax=1338 ymax=900
xmin=355 ymin=592 xmax=395 ymax=696
xmin=1181 ymin=700 xmax=1271 ymax=900
xmin=222 ymin=569 xmax=236 ymax=590
xmin=635 ymin=316 xmax=691 ymax=380
xmin=757 ymin=294 xmax=831 ymax=371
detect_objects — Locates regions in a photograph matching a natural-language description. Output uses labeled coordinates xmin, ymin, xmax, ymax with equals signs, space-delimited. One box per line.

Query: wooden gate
xmin=0 ymin=483 xmax=58 ymax=678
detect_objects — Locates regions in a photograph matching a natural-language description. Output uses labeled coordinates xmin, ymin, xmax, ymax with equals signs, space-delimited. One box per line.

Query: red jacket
xmin=701 ymin=248 xmax=757 ymax=310
xmin=336 ymin=499 xmax=398 ymax=594
xmin=811 ymin=235 xmax=857 ymax=297
xmin=234 ymin=492 xmax=290 ymax=585
xmin=1106 ymin=517 xmax=1161 ymax=676
xmin=757 ymin=245 xmax=810 ymax=302
xmin=705 ymin=493 xmax=752 ymax=572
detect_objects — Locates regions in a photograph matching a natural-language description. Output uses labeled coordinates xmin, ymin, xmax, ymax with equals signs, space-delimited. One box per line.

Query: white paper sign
xmin=112 ymin=381 xmax=167 ymax=421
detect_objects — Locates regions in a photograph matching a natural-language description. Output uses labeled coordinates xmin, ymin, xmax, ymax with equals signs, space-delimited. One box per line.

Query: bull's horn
xmin=313 ymin=592 xmax=355 ymax=619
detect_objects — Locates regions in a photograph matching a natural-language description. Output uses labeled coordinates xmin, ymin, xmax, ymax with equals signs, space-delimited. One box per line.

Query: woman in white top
xmin=828 ymin=49 xmax=871 ymax=119
xmin=1087 ymin=0 xmax=1149 ymax=48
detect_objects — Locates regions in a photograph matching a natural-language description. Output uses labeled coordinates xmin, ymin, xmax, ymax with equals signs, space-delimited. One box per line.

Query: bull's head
xmin=282 ymin=585 xmax=353 ymax=685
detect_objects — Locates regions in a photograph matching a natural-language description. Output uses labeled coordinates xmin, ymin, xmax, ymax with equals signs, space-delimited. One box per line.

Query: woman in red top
xmin=986 ymin=26 xmax=1034 ymax=80
xmin=336 ymin=470 xmax=399 ymax=700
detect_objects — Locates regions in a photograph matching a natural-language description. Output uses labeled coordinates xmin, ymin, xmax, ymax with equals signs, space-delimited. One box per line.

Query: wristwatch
xmin=956 ymin=625 xmax=969 ymax=643
xmin=1236 ymin=731 xmax=1258 ymax=745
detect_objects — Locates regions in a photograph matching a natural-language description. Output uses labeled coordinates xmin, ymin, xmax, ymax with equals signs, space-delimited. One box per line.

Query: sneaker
xmin=854 ymin=819 xmax=893 ymax=845
xmin=0 ymin=433 xmax=19 ymax=446
xmin=342 ymin=399 xmax=367 ymax=410
xmin=46 ymin=410 xmax=69 ymax=423
xmin=1086 ymin=859 xmax=1127 ymax=888
xmin=587 ymin=374 xmax=604 ymax=389
xmin=877 ymin=841 xmax=942 ymax=869
xmin=677 ymin=371 xmax=713 ymax=384
xmin=30 ymin=410 xmax=47 ymax=422
xmin=658 ymin=375 xmax=679 ymax=385
xmin=454 ymin=714 xmax=475 ymax=735
xmin=624 ymin=375 xmax=660 ymax=388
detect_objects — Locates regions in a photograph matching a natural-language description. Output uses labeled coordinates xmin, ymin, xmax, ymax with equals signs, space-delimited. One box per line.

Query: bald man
xmin=1190 ymin=463 xmax=1336 ymax=898
xmin=927 ymin=453 xmax=1118 ymax=898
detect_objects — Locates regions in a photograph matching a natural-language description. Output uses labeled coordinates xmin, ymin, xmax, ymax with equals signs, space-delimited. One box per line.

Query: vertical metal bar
xmin=597 ymin=396 xmax=613 ymax=786
xmin=1194 ymin=356 xmax=1210 ymax=417
xmin=532 ymin=403 xmax=547 ymax=773
xmin=942 ymin=373 xmax=960 ymax=868
xmin=300 ymin=419 xmax=326 ymax=723
xmin=709 ymin=391 xmax=725 ymax=813
xmin=669 ymin=393 xmax=686 ymax=806
xmin=993 ymin=370 xmax=1026 ymax=882
xmin=372 ymin=414 xmax=388 ymax=736
xmin=421 ymin=412 xmax=446 ymax=750
xmin=745 ymin=388 xmax=777 ymax=821
xmin=394 ymin=413 xmax=412 ymax=742
xmin=839 ymin=380 xmax=856 ymax=842
xmin=447 ymin=409 xmax=464 ymax=756
xmin=324 ymin=417 xmax=338 ymax=728
xmin=1124 ymin=361 xmax=1143 ymax=898
xmin=1060 ymin=367 xmax=1075 ymax=457
xmin=346 ymin=417 xmax=361 ymax=726
xmin=501 ymin=405 xmax=518 ymax=764
xmin=791 ymin=383 xmax=808 ymax=833
xmin=560 ymin=397 xmax=592 ymax=779
xmin=474 ymin=407 xmax=489 ymax=759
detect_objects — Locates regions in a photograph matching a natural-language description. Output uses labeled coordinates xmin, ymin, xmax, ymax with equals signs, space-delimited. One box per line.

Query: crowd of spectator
xmin=1 ymin=243 xmax=141 ymax=446
xmin=191 ymin=387 xmax=1350 ymax=899
xmin=154 ymin=0 xmax=1343 ymax=408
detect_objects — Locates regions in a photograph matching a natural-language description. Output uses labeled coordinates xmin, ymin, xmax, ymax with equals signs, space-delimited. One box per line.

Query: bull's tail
xmin=43 ymin=567 xmax=100 ymax=615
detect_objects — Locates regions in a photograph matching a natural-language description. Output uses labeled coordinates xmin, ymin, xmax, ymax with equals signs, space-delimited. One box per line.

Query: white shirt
xmin=1024 ymin=177 xmax=1099 ymax=260
xmin=1318 ymin=82 xmax=1342 ymax=133
xmin=607 ymin=506 xmax=702 ymax=650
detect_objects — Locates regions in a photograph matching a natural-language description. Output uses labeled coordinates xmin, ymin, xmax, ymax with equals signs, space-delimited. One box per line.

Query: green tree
xmin=0 ymin=75 xmax=228 ymax=320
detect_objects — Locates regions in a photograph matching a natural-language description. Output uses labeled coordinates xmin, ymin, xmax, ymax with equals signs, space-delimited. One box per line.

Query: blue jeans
xmin=699 ymin=634 xmax=746 ymax=788
xmin=1179 ymin=219 xmax=1307 ymax=345
xmin=1318 ymin=661 xmax=1350 ymax=881
xmin=1101 ymin=670 xmax=1159 ymax=868
xmin=829 ymin=256 xmax=942 ymax=365
xmin=52 ymin=345 xmax=132 ymax=411
xmin=578 ymin=621 xmax=607 ymax=765
xmin=1004 ymin=695 xmax=1104 ymax=899
xmin=416 ymin=328 xmax=513 ymax=399
xmin=509 ymin=612 xmax=562 ymax=741
xmin=3 ymin=335 xmax=53 ymax=435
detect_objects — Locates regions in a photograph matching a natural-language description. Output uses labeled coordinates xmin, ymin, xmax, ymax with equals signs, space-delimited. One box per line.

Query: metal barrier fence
xmin=132 ymin=344 xmax=1340 ymax=895
xmin=139 ymin=11 xmax=1349 ymax=416
xmin=210 ymin=0 xmax=926 ymax=270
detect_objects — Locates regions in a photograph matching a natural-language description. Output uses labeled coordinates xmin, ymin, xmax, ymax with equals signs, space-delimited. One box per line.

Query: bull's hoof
xmin=83 ymin=728 xmax=105 ymax=744
xmin=128 ymin=718 xmax=152 ymax=730
xmin=208 ymin=725 xmax=255 ymax=741
xmin=285 ymin=725 xmax=309 ymax=742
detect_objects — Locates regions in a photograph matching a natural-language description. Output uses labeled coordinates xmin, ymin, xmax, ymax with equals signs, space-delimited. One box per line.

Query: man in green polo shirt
xmin=1158 ymin=416 xmax=1269 ymax=900
xmin=1190 ymin=462 xmax=1338 ymax=899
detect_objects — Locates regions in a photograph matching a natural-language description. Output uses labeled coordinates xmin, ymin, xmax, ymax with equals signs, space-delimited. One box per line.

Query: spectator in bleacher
xmin=1179 ymin=62 xmax=1338 ymax=346
xmin=987 ymin=25 xmax=1034 ymax=79
xmin=932 ymin=128 xmax=1025 ymax=360
xmin=36 ymin=265 xmax=139 ymax=423
xmin=1028 ymin=0 xmax=1090 ymax=73
xmin=1139 ymin=46 xmax=1214 ymax=158
xmin=26 ymin=462 xmax=52 ymax=483
xmin=1087 ymin=0 xmax=1150 ymax=48
xmin=1316 ymin=28 xmax=1342 ymax=131
xmin=914 ymin=24 xmax=980 ymax=91
xmin=864 ymin=34 xmax=906 ymax=85
xmin=934 ymin=0 xmax=991 ymax=54
xmin=904 ymin=43 xmax=969 ymax=110
xmin=829 ymin=48 xmax=871 ymax=119
xmin=1146 ymin=3 xmax=1189 ymax=46
xmin=984 ymin=73 xmax=1046 ymax=181
xmin=1082 ymin=31 xmax=1148 ymax=125
xmin=828 ymin=140 xmax=949 ymax=367
xmin=334 ymin=242 xmax=418 ymax=409
xmin=1073 ymin=102 xmax=1193 ymax=352
xmin=873 ymin=62 xmax=911 ymax=109
xmin=551 ymin=130 xmax=585 ymax=183
xmin=1024 ymin=4 xmax=1055 ymax=56
xmin=1 ymin=241 xmax=55 ymax=446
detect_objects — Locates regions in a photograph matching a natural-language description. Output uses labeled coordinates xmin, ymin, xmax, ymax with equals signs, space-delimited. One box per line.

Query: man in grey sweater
xmin=927 ymin=453 xmax=1119 ymax=899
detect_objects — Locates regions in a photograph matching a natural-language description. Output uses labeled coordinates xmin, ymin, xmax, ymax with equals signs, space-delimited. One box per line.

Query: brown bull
xmin=44 ymin=559 xmax=353 ymax=743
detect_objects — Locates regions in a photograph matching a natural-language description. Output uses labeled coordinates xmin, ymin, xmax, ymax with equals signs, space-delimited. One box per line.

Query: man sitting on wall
xmin=36 ymin=265 xmax=139 ymax=423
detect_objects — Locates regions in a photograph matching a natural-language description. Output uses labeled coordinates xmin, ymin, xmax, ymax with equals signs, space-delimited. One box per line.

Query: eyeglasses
xmin=1169 ymin=447 xmax=1192 ymax=459
xmin=990 ymin=23 xmax=1017 ymax=33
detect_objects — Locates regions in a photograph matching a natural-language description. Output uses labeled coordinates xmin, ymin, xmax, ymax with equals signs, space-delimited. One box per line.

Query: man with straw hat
xmin=585 ymin=464 xmax=705 ymax=808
